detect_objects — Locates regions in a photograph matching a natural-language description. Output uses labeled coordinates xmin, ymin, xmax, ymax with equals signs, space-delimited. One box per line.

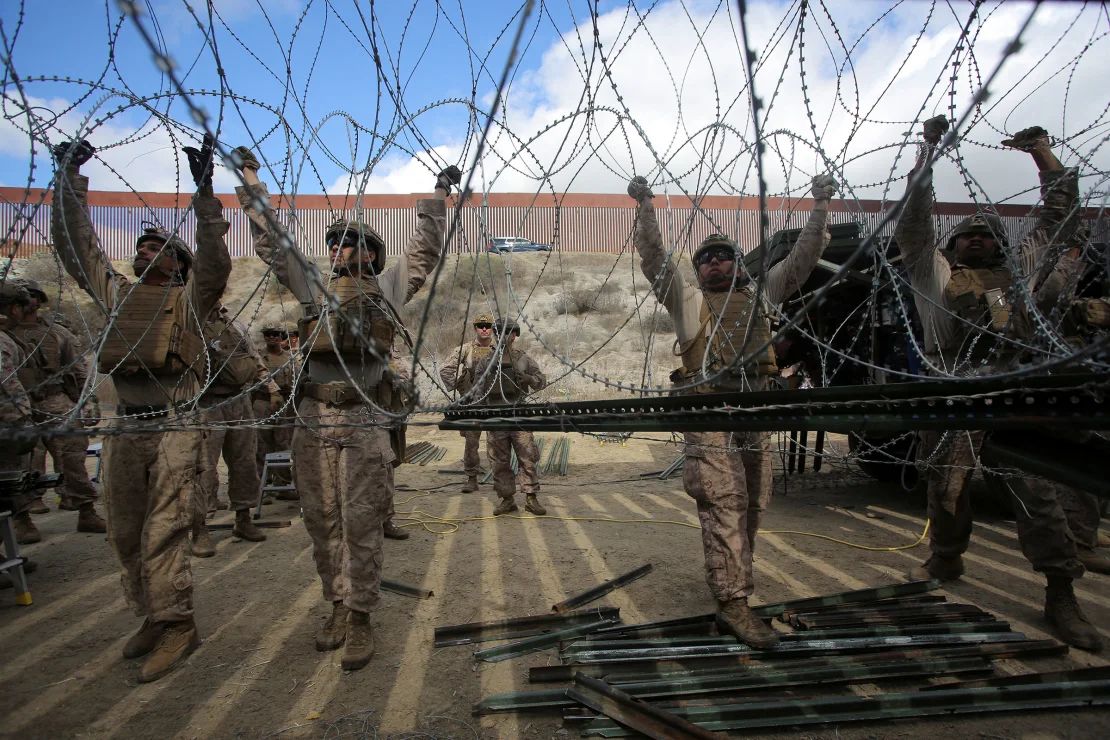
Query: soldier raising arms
xmin=627 ymin=172 xmax=838 ymax=649
xmin=51 ymin=135 xmax=232 ymax=682
xmin=232 ymin=145 xmax=460 ymax=671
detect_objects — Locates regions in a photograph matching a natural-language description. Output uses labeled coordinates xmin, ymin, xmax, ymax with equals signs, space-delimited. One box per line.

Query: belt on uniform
xmin=303 ymin=381 xmax=367 ymax=406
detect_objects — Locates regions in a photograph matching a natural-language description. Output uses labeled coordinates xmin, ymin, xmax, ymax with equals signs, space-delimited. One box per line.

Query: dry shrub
xmin=553 ymin=281 xmax=623 ymax=316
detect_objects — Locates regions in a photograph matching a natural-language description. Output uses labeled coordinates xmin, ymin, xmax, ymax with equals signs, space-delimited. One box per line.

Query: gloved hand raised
xmin=811 ymin=174 xmax=838 ymax=202
xmin=627 ymin=175 xmax=654 ymax=202
xmin=1001 ymin=126 xmax=1050 ymax=152
xmin=922 ymin=115 xmax=949 ymax=146
xmin=182 ymin=133 xmax=215 ymax=191
xmin=52 ymin=139 xmax=95 ymax=170
xmin=436 ymin=165 xmax=463 ymax=192
xmin=229 ymin=146 xmax=261 ymax=173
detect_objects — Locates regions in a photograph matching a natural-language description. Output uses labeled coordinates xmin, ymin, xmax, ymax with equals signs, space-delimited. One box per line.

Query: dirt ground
xmin=1 ymin=424 xmax=1107 ymax=739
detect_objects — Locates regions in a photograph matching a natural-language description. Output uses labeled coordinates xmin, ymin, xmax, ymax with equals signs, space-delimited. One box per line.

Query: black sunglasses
xmin=695 ymin=246 xmax=736 ymax=267
xmin=474 ymin=323 xmax=493 ymax=329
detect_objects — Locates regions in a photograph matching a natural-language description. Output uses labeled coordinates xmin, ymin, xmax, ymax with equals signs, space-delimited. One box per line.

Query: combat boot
xmin=1044 ymin=577 xmax=1103 ymax=652
xmin=494 ymin=497 xmax=518 ymax=516
xmin=191 ymin=525 xmax=216 ymax=558
xmin=138 ymin=619 xmax=200 ymax=683
xmin=316 ymin=601 xmax=349 ymax=651
xmin=907 ymin=554 xmax=964 ymax=582
xmin=383 ymin=519 xmax=410 ymax=540
xmin=1078 ymin=546 xmax=1110 ymax=575
xmin=58 ymin=497 xmax=79 ymax=511
xmin=13 ymin=513 xmax=41 ymax=544
xmin=123 ymin=618 xmax=165 ymax=659
xmin=524 ymin=495 xmax=547 ymax=516
xmin=232 ymin=510 xmax=267 ymax=542
xmin=77 ymin=503 xmax=107 ymax=533
xmin=716 ymin=598 xmax=779 ymax=649
xmin=461 ymin=476 xmax=479 ymax=493
xmin=28 ymin=497 xmax=49 ymax=515
xmin=341 ymin=610 xmax=374 ymax=671
xmin=1098 ymin=531 xmax=1110 ymax=548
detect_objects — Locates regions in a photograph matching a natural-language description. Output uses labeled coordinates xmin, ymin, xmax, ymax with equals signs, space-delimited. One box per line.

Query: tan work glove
xmin=811 ymin=174 xmax=838 ymax=202
xmin=922 ymin=115 xmax=949 ymax=146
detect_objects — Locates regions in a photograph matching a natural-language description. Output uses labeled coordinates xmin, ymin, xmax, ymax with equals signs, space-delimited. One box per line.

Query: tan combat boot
xmin=138 ymin=619 xmax=200 ymax=683
xmin=28 ymin=497 xmax=49 ymax=514
xmin=77 ymin=503 xmax=107 ymax=533
xmin=13 ymin=513 xmax=41 ymax=544
xmin=232 ymin=510 xmax=267 ymax=542
xmin=1078 ymin=546 xmax=1110 ymax=575
xmin=191 ymin=525 xmax=216 ymax=558
xmin=907 ymin=554 xmax=964 ymax=582
xmin=493 ymin=497 xmax=518 ymax=516
xmin=1044 ymin=577 xmax=1102 ymax=652
xmin=524 ymin=495 xmax=547 ymax=516
xmin=123 ymin=618 xmax=165 ymax=659
xmin=716 ymin=598 xmax=779 ymax=649
xmin=383 ymin=519 xmax=410 ymax=540
xmin=316 ymin=601 xmax=349 ymax=651
xmin=461 ymin=476 xmax=479 ymax=493
xmin=341 ymin=610 xmax=374 ymax=671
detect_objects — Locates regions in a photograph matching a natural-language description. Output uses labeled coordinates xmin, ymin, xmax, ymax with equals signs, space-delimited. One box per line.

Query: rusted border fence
xmin=2 ymin=187 xmax=1105 ymax=260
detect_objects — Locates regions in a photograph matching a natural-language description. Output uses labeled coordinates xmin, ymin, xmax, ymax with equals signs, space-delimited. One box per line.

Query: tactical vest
xmin=674 ymin=287 xmax=777 ymax=392
xmin=11 ymin=321 xmax=62 ymax=395
xmin=300 ymin=276 xmax=397 ymax=359
xmin=206 ymin=314 xmax=259 ymax=389
xmin=942 ymin=265 xmax=1012 ymax=366
xmin=264 ymin=351 xmax=295 ymax=393
xmin=458 ymin=342 xmax=494 ymax=393
xmin=97 ymin=283 xmax=206 ymax=377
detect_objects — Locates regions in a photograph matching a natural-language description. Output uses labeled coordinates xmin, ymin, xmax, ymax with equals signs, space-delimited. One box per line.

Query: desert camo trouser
xmin=682 ymin=431 xmax=773 ymax=602
xmin=461 ymin=430 xmax=483 ymax=476
xmin=487 ymin=430 xmax=540 ymax=500
xmin=919 ymin=430 xmax=1084 ymax=579
xmin=30 ymin=391 xmax=98 ymax=507
xmin=196 ymin=394 xmax=260 ymax=518
xmin=103 ymin=419 xmax=202 ymax=623
xmin=294 ymin=397 xmax=395 ymax=614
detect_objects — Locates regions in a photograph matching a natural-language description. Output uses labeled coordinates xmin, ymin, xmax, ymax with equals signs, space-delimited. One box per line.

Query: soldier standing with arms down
xmin=190 ymin=304 xmax=274 ymax=557
xmin=7 ymin=278 xmax=105 ymax=540
xmin=440 ymin=312 xmax=496 ymax=492
xmin=1 ymin=282 xmax=35 ymax=471
xmin=627 ymin=173 xmax=838 ymax=648
xmin=51 ymin=135 xmax=231 ymax=681
xmin=254 ymin=326 xmax=298 ymax=496
xmin=469 ymin=317 xmax=547 ymax=516
xmin=233 ymin=145 xmax=458 ymax=671
xmin=897 ymin=118 xmax=1102 ymax=651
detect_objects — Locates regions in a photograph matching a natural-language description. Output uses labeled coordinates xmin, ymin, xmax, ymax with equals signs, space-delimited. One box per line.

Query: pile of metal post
xmin=541 ymin=436 xmax=571 ymax=476
xmin=453 ymin=580 xmax=1109 ymax=738
xmin=403 ymin=441 xmax=447 ymax=465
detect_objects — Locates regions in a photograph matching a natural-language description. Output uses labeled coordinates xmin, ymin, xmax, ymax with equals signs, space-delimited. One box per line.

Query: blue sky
xmin=2 ymin=1 xmax=1107 ymax=205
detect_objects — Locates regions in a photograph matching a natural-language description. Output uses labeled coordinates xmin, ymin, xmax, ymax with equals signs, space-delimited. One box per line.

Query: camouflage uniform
xmin=440 ymin=339 xmax=496 ymax=476
xmin=196 ymin=308 xmax=278 ymax=516
xmin=254 ymin=344 xmax=298 ymax=475
xmin=0 ymin=310 xmax=34 ymax=472
xmin=632 ymin=189 xmax=832 ymax=603
xmin=897 ymin=165 xmax=1088 ymax=580
xmin=239 ymin=180 xmax=445 ymax=614
xmin=466 ymin=339 xmax=546 ymax=507
xmin=13 ymin=315 xmax=98 ymax=509
xmin=53 ymin=167 xmax=231 ymax=624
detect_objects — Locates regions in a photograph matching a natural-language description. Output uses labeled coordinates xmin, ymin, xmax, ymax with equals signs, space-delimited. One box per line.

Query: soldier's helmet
xmin=0 ymin=280 xmax=32 ymax=307
xmin=325 ymin=218 xmax=386 ymax=273
xmin=493 ymin=317 xmax=521 ymax=336
xmin=945 ymin=212 xmax=1009 ymax=252
xmin=692 ymin=233 xmax=740 ymax=266
xmin=473 ymin=312 xmax=494 ymax=326
xmin=12 ymin=278 xmax=47 ymax=303
xmin=135 ymin=222 xmax=194 ymax=281
xmin=261 ymin=325 xmax=286 ymax=339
